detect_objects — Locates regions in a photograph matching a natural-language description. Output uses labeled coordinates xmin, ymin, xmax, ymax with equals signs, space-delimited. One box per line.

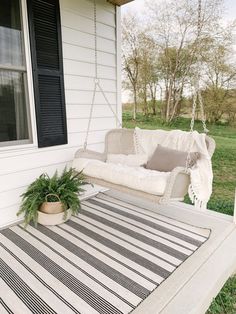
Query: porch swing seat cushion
xmin=73 ymin=157 xmax=170 ymax=196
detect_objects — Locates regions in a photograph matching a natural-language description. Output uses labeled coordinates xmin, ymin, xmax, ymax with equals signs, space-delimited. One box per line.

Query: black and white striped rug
xmin=0 ymin=193 xmax=210 ymax=314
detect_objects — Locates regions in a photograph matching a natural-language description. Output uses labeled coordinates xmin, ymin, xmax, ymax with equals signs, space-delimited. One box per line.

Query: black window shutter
xmin=27 ymin=0 xmax=67 ymax=148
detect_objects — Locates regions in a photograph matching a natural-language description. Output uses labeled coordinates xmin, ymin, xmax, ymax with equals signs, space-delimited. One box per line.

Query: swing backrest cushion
xmin=146 ymin=145 xmax=199 ymax=172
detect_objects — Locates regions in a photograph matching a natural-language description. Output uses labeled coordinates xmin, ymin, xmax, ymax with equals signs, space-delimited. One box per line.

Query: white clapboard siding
xmin=62 ymin=28 xmax=116 ymax=54
xmin=68 ymin=129 xmax=109 ymax=146
xmin=97 ymin=38 xmax=116 ymax=54
xmin=97 ymin=23 xmax=116 ymax=41
xmin=0 ymin=147 xmax=77 ymax=179
xmin=63 ymin=44 xmax=116 ymax=67
xmin=62 ymin=28 xmax=94 ymax=49
xmin=63 ymin=60 xmax=115 ymax=79
xmin=61 ymin=11 xmax=115 ymax=40
xmin=63 ymin=60 xmax=116 ymax=78
xmin=65 ymin=90 xmax=116 ymax=105
xmin=0 ymin=205 xmax=27 ymax=227
xmin=0 ymin=187 xmax=26 ymax=210
xmin=88 ymin=141 xmax=106 ymax=152
xmin=0 ymin=161 xmax=73 ymax=194
xmin=60 ymin=0 xmax=116 ymax=23
xmin=0 ymin=0 xmax=119 ymax=228
xmin=64 ymin=75 xmax=116 ymax=92
xmin=68 ymin=117 xmax=117 ymax=133
xmin=67 ymin=104 xmax=117 ymax=118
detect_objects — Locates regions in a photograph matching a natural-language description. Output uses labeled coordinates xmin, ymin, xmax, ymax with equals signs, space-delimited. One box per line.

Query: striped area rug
xmin=0 ymin=193 xmax=210 ymax=314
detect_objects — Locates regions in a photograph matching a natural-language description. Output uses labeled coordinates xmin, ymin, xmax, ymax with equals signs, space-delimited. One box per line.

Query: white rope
xmin=97 ymin=82 xmax=122 ymax=128
xmin=83 ymin=0 xmax=122 ymax=150
xmin=83 ymin=81 xmax=98 ymax=150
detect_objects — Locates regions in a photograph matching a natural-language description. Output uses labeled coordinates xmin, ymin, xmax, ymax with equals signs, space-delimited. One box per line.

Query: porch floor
xmin=82 ymin=185 xmax=236 ymax=314
xmin=1 ymin=185 xmax=236 ymax=314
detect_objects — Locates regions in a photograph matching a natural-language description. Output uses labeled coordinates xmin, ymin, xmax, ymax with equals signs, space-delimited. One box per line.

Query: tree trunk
xmin=151 ymin=99 xmax=156 ymax=115
xmin=133 ymin=88 xmax=137 ymax=120
xmin=143 ymin=86 xmax=148 ymax=116
xmin=165 ymin=85 xmax=172 ymax=123
xmin=149 ymin=84 xmax=157 ymax=115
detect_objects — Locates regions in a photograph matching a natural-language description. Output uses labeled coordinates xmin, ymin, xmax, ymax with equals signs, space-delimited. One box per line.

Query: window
xmin=0 ymin=0 xmax=31 ymax=146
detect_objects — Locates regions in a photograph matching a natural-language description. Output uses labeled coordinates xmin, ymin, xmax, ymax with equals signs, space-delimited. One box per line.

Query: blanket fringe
xmin=188 ymin=184 xmax=207 ymax=211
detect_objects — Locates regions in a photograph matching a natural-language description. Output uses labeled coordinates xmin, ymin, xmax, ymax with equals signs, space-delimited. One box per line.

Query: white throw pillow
xmin=106 ymin=154 xmax=148 ymax=167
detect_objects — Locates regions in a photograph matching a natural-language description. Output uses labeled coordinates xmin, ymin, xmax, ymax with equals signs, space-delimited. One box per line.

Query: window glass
xmin=0 ymin=0 xmax=31 ymax=146
xmin=0 ymin=71 xmax=29 ymax=142
xmin=0 ymin=0 xmax=24 ymax=67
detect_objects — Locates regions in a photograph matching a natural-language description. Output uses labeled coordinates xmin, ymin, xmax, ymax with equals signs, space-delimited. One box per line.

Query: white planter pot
xmin=37 ymin=209 xmax=72 ymax=226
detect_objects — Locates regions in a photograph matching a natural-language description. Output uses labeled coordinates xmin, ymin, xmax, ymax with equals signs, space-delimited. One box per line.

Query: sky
xmin=222 ymin=0 xmax=236 ymax=21
xmin=122 ymin=0 xmax=236 ymax=22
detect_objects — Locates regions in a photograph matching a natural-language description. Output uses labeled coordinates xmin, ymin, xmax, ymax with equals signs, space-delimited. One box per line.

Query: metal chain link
xmin=198 ymin=90 xmax=209 ymax=133
xmin=197 ymin=0 xmax=202 ymax=39
xmin=94 ymin=0 xmax=98 ymax=80
xmin=185 ymin=0 xmax=209 ymax=170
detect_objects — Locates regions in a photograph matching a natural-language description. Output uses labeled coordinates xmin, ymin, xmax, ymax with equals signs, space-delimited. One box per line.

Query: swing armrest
xmin=74 ymin=148 xmax=106 ymax=162
xmin=162 ymin=167 xmax=190 ymax=201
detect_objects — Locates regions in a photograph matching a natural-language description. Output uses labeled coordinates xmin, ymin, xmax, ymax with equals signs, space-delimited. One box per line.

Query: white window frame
xmin=0 ymin=0 xmax=37 ymax=152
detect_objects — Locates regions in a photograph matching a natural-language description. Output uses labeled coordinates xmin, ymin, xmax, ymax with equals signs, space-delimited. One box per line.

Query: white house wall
xmin=0 ymin=0 xmax=120 ymax=228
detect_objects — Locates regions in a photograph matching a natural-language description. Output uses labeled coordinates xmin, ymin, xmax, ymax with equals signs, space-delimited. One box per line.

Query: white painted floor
xmin=82 ymin=185 xmax=236 ymax=314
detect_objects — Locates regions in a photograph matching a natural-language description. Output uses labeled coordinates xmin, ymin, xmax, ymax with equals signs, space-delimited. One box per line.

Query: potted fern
xmin=17 ymin=168 xmax=86 ymax=227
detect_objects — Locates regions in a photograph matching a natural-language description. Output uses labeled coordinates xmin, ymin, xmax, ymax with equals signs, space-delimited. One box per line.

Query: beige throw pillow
xmin=146 ymin=145 xmax=199 ymax=172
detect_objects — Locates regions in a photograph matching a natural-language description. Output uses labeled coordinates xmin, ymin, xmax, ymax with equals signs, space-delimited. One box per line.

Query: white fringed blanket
xmin=134 ymin=128 xmax=213 ymax=209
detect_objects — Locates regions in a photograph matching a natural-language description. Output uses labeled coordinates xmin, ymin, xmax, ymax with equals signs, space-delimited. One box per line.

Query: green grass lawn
xmin=123 ymin=111 xmax=236 ymax=314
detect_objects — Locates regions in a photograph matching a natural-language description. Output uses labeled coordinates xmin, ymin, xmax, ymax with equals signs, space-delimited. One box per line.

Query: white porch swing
xmin=73 ymin=0 xmax=216 ymax=209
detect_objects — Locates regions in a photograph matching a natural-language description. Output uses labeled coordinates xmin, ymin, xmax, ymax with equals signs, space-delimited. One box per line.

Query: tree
xmin=202 ymin=24 xmax=236 ymax=122
xmin=145 ymin=0 xmax=225 ymax=122
xmin=122 ymin=14 xmax=141 ymax=120
xmin=121 ymin=0 xmax=236 ymax=124
xmin=122 ymin=15 xmax=160 ymax=118
xmin=137 ymin=33 xmax=159 ymax=116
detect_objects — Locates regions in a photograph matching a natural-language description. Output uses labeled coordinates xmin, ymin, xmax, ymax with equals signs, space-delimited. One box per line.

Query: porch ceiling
xmin=107 ymin=0 xmax=134 ymax=6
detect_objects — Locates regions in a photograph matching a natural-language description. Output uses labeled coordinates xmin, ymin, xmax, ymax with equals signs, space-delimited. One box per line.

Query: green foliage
xmin=207 ymin=276 xmax=236 ymax=314
xmin=17 ymin=168 xmax=87 ymax=226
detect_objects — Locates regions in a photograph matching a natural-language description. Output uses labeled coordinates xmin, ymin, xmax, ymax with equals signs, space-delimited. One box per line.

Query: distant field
xmin=123 ymin=111 xmax=236 ymax=314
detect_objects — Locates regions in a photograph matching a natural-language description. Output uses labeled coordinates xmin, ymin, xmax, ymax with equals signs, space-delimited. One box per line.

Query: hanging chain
xmin=83 ymin=0 xmax=98 ymax=150
xmin=83 ymin=0 xmax=121 ymax=150
xmin=83 ymin=82 xmax=98 ymax=150
xmin=190 ymin=0 xmax=209 ymax=134
xmin=197 ymin=0 xmax=202 ymax=39
xmin=94 ymin=0 xmax=98 ymax=80
xmin=196 ymin=0 xmax=208 ymax=134
xmin=185 ymin=0 xmax=208 ymax=170
xmin=198 ymin=90 xmax=209 ymax=133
